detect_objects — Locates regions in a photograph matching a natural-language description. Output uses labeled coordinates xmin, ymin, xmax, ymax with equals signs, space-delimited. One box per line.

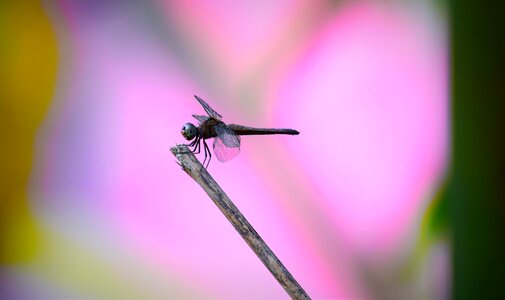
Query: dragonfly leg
xmin=193 ymin=137 xmax=202 ymax=154
xmin=189 ymin=137 xmax=200 ymax=153
xmin=188 ymin=138 xmax=197 ymax=147
xmin=201 ymin=139 xmax=208 ymax=168
xmin=203 ymin=139 xmax=211 ymax=169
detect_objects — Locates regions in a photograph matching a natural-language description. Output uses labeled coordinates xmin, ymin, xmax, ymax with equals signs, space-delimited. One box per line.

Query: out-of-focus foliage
xmin=0 ymin=0 xmax=57 ymax=263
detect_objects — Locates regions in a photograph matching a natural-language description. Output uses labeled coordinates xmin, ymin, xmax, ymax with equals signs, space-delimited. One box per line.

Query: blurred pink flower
xmin=30 ymin=1 xmax=446 ymax=299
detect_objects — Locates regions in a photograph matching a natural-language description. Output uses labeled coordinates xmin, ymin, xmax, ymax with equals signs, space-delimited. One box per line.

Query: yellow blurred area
xmin=0 ymin=1 xmax=57 ymax=262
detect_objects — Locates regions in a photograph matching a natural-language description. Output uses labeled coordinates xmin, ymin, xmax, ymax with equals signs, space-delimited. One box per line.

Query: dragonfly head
xmin=181 ymin=123 xmax=198 ymax=140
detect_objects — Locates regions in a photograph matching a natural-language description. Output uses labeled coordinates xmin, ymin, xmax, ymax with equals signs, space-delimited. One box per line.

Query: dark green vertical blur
xmin=451 ymin=1 xmax=505 ymax=299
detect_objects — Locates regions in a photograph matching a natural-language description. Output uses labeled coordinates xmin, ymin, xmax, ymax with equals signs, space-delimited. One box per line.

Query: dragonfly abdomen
xmin=227 ymin=124 xmax=299 ymax=136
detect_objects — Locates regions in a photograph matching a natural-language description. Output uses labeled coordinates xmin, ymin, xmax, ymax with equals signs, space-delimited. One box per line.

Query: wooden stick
xmin=170 ymin=144 xmax=311 ymax=300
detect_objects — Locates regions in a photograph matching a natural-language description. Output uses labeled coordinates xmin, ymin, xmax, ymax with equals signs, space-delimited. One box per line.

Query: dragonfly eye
xmin=181 ymin=123 xmax=197 ymax=140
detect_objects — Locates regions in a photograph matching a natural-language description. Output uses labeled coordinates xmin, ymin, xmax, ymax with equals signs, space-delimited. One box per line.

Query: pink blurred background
xmin=1 ymin=0 xmax=448 ymax=299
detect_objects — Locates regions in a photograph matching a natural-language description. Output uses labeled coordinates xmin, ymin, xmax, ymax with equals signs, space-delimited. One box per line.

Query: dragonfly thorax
xmin=181 ymin=122 xmax=198 ymax=140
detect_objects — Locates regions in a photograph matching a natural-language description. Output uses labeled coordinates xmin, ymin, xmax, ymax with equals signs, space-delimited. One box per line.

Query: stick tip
xmin=170 ymin=144 xmax=189 ymax=154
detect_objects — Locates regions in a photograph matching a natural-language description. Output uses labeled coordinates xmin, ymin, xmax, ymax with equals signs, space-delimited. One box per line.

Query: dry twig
xmin=170 ymin=144 xmax=310 ymax=300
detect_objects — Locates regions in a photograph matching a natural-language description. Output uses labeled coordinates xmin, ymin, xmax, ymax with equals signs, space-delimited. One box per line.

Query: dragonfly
xmin=181 ymin=95 xmax=299 ymax=168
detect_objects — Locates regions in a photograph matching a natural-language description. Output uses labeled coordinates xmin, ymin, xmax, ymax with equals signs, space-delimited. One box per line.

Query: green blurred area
xmin=0 ymin=1 xmax=58 ymax=263
xmin=451 ymin=0 xmax=505 ymax=299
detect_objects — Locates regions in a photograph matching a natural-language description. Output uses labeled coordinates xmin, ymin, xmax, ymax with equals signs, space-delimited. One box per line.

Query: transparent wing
xmin=213 ymin=123 xmax=240 ymax=162
xmin=194 ymin=95 xmax=222 ymax=120
xmin=192 ymin=114 xmax=209 ymax=125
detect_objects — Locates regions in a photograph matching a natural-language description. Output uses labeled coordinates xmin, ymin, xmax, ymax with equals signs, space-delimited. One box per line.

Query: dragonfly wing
xmin=194 ymin=95 xmax=223 ymax=120
xmin=192 ymin=114 xmax=209 ymax=125
xmin=213 ymin=123 xmax=240 ymax=162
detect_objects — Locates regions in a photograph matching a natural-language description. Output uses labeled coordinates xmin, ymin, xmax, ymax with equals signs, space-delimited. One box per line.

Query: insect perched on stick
xmin=181 ymin=95 xmax=300 ymax=168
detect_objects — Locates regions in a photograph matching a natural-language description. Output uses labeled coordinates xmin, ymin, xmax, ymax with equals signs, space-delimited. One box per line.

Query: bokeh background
xmin=1 ymin=0 xmax=450 ymax=299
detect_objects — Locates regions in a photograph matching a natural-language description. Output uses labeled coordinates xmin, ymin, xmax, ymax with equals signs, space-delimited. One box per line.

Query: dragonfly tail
xmin=227 ymin=124 xmax=299 ymax=136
